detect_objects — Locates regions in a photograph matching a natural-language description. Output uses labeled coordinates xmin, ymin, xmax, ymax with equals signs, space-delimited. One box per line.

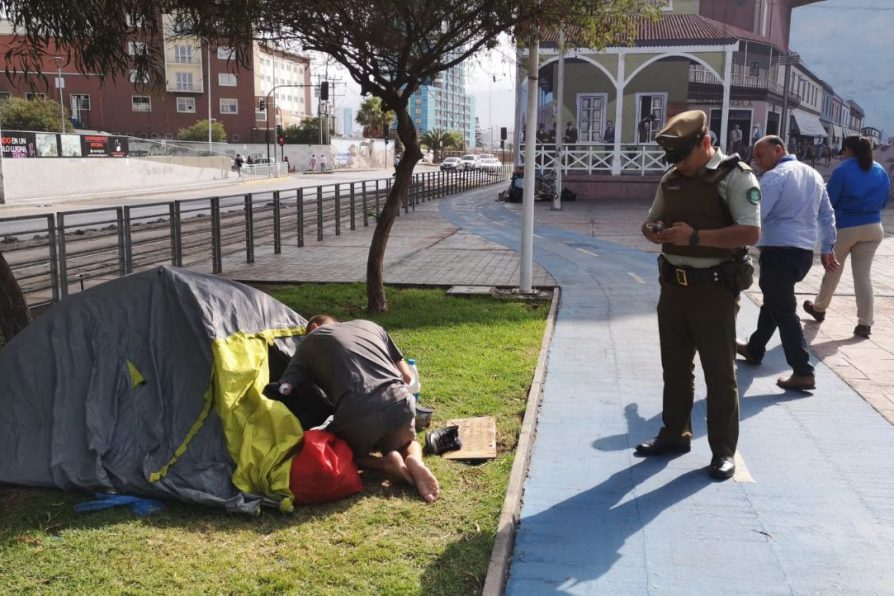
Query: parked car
xmin=460 ymin=154 xmax=480 ymax=170
xmin=440 ymin=156 xmax=462 ymax=171
xmin=478 ymin=157 xmax=503 ymax=174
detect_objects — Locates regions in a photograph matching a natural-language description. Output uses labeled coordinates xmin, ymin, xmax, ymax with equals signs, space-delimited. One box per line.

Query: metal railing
xmin=524 ymin=143 xmax=666 ymax=175
xmin=0 ymin=166 xmax=512 ymax=308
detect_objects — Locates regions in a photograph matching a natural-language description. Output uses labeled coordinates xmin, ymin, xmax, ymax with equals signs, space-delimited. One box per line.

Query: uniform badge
xmin=747 ymin=188 xmax=761 ymax=204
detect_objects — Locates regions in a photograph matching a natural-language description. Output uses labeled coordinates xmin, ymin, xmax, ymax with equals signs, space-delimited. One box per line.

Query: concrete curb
xmin=482 ymin=287 xmax=561 ymax=596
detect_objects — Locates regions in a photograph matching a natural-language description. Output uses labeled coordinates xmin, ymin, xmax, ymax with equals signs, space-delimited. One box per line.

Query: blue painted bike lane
xmin=441 ymin=192 xmax=894 ymax=595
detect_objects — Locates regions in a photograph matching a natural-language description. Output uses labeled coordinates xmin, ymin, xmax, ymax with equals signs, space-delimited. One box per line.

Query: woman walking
xmin=804 ymin=136 xmax=891 ymax=337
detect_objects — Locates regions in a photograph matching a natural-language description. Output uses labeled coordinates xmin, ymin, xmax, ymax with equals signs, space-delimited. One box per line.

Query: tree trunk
xmin=0 ymin=251 xmax=31 ymax=343
xmin=366 ymin=104 xmax=422 ymax=313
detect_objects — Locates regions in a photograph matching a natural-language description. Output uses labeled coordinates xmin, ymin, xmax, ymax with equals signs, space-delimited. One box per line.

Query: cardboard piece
xmin=442 ymin=416 xmax=497 ymax=460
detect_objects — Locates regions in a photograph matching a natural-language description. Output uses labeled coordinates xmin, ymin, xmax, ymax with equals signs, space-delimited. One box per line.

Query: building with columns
xmin=513 ymin=0 xmax=837 ymax=197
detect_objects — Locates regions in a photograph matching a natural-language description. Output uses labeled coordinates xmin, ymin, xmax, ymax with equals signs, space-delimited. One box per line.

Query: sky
xmin=789 ymin=0 xmax=894 ymax=140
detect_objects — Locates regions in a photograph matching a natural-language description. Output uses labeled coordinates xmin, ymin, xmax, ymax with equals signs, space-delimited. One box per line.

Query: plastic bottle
xmin=406 ymin=358 xmax=421 ymax=397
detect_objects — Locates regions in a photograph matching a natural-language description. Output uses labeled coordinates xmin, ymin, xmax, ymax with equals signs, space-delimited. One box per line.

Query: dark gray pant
xmin=657 ymin=278 xmax=740 ymax=457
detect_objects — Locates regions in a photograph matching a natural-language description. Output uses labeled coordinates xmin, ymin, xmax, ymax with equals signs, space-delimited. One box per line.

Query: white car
xmin=440 ymin=156 xmax=462 ymax=171
xmin=478 ymin=158 xmax=503 ymax=174
xmin=460 ymin=154 xmax=479 ymax=170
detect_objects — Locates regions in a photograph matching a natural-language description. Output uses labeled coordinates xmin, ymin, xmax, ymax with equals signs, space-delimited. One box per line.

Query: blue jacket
xmin=827 ymin=158 xmax=890 ymax=229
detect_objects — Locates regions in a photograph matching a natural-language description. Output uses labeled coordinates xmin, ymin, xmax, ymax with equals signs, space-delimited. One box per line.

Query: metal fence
xmin=0 ymin=166 xmax=512 ymax=308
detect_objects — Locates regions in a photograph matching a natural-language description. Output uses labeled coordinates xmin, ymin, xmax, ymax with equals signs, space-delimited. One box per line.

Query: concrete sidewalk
xmin=226 ymin=185 xmax=894 ymax=593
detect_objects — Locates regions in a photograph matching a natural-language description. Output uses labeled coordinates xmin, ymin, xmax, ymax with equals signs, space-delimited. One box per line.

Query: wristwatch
xmin=689 ymin=229 xmax=700 ymax=247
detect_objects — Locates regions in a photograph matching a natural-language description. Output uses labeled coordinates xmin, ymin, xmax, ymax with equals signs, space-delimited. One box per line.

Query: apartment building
xmin=405 ymin=50 xmax=476 ymax=148
xmin=0 ymin=15 xmax=311 ymax=143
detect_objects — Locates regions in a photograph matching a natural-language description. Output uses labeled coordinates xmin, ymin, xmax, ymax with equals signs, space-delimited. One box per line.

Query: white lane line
xmin=576 ymin=248 xmax=600 ymax=257
xmin=734 ymin=451 xmax=755 ymax=483
xmin=627 ymin=272 xmax=645 ymax=284
xmin=534 ymin=233 xmax=544 ymax=239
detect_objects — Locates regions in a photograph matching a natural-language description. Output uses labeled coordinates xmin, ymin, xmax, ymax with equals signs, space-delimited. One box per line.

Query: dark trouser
xmin=747 ymin=247 xmax=814 ymax=376
xmin=657 ymin=278 xmax=740 ymax=458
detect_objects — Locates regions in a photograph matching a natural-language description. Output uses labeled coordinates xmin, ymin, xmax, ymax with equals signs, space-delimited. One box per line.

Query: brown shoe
xmin=736 ymin=340 xmax=761 ymax=365
xmin=803 ymin=300 xmax=825 ymax=323
xmin=777 ymin=374 xmax=815 ymax=391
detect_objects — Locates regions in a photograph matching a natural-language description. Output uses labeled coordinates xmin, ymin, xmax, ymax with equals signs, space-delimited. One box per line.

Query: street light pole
xmin=53 ymin=56 xmax=65 ymax=132
xmin=207 ymin=44 xmax=212 ymax=155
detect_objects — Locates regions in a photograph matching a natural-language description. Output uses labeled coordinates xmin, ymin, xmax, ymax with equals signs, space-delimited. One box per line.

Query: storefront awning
xmin=792 ymin=110 xmax=828 ymax=138
xmin=832 ymin=125 xmax=843 ymax=141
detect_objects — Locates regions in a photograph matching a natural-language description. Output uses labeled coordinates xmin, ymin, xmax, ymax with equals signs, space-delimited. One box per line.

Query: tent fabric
xmin=792 ymin=110 xmax=828 ymax=138
xmin=0 ymin=266 xmax=310 ymax=514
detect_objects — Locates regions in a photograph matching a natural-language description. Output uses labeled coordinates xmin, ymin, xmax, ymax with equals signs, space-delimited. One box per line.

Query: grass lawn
xmin=0 ymin=283 xmax=549 ymax=594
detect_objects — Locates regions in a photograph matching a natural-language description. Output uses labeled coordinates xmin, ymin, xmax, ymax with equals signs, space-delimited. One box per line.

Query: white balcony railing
xmin=521 ymin=143 xmax=667 ymax=175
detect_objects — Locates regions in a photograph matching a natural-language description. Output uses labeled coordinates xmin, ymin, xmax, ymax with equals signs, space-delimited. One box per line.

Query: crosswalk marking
xmin=734 ymin=451 xmax=755 ymax=483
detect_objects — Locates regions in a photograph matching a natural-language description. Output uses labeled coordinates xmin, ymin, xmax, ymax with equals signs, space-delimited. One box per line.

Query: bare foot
xmin=381 ymin=451 xmax=413 ymax=485
xmin=405 ymin=455 xmax=440 ymax=503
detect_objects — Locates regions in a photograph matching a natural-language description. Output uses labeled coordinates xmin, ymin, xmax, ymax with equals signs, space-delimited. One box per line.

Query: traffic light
xmin=258 ymin=98 xmax=266 ymax=111
xmin=500 ymin=127 xmax=507 ymax=140
xmin=320 ymin=81 xmax=329 ymax=101
xmin=276 ymin=124 xmax=284 ymax=136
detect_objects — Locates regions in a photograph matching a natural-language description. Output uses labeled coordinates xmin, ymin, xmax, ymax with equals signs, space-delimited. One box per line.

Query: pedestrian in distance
xmin=737 ymin=136 xmax=839 ymax=391
xmin=563 ymin=120 xmax=578 ymax=144
xmin=638 ymin=110 xmax=761 ymax=481
xmin=309 ymin=154 xmax=317 ymax=172
xmin=276 ymin=315 xmax=440 ymax=503
xmin=638 ymin=113 xmax=657 ymax=143
xmin=804 ymin=135 xmax=890 ymax=338
xmin=233 ymin=153 xmax=244 ymax=179
xmin=602 ymin=120 xmax=615 ymax=144
xmin=729 ymin=123 xmax=743 ymax=156
xmin=320 ymin=154 xmax=327 ymax=172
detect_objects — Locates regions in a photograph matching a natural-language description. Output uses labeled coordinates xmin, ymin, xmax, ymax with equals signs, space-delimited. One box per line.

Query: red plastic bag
xmin=289 ymin=430 xmax=363 ymax=504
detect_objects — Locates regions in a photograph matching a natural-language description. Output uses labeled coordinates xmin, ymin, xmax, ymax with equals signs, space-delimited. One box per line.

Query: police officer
xmin=637 ymin=110 xmax=761 ymax=480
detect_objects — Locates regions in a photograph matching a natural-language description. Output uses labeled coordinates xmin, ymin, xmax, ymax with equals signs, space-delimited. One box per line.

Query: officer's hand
xmin=279 ymin=382 xmax=294 ymax=396
xmin=658 ymin=222 xmax=694 ymax=246
xmin=821 ymin=253 xmax=840 ymax=273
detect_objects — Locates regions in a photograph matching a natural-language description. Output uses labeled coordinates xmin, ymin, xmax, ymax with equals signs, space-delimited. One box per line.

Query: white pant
xmin=812 ymin=222 xmax=885 ymax=326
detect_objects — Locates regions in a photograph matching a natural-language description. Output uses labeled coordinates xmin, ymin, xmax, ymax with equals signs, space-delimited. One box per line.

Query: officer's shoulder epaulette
xmin=718 ymin=154 xmax=752 ymax=173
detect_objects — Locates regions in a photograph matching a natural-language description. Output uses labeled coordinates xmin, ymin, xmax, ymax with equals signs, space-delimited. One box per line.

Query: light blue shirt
xmin=756 ymin=155 xmax=836 ymax=253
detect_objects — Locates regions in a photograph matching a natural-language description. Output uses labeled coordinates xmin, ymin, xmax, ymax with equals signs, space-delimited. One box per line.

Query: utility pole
xmin=207 ymin=43 xmax=212 ymax=155
xmin=53 ymin=56 xmax=65 ymax=132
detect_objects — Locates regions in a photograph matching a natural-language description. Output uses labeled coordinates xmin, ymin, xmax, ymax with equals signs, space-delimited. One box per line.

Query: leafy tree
xmin=420 ymin=128 xmax=460 ymax=162
xmin=1 ymin=0 xmax=658 ymax=313
xmin=0 ymin=97 xmax=70 ymax=132
xmin=356 ymin=97 xmax=393 ymax=139
xmin=177 ymin=119 xmax=227 ymax=142
xmin=283 ymin=117 xmax=333 ymax=144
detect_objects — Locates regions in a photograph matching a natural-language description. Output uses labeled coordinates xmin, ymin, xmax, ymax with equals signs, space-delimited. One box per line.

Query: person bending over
xmin=278 ymin=314 xmax=439 ymax=503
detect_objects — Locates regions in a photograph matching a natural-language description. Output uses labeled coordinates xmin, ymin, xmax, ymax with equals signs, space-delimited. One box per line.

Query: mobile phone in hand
xmin=647 ymin=221 xmax=666 ymax=232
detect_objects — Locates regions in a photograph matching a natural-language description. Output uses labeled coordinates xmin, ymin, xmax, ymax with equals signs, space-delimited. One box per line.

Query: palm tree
xmin=356 ymin=97 xmax=394 ymax=139
xmin=419 ymin=128 xmax=460 ymax=162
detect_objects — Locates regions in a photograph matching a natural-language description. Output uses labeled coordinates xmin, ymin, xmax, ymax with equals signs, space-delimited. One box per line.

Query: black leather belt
xmin=660 ymin=257 xmax=723 ymax=287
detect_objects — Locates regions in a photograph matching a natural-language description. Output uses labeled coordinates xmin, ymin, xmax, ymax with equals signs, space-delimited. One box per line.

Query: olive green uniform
xmin=648 ymin=150 xmax=760 ymax=457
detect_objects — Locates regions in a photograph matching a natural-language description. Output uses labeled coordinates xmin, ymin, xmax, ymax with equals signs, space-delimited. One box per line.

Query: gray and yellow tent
xmin=0 ymin=266 xmax=311 ymax=514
